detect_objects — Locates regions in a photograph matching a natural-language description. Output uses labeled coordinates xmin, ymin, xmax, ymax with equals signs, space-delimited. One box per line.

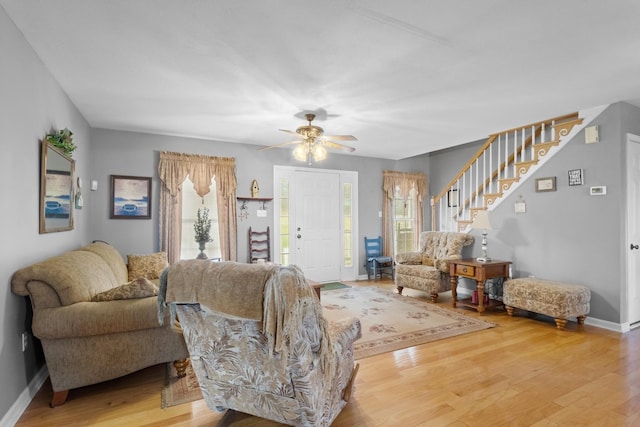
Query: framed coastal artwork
xmin=110 ymin=175 xmax=151 ymax=219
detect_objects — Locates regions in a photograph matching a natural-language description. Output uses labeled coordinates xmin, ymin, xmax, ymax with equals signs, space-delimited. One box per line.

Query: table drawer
xmin=455 ymin=264 xmax=475 ymax=277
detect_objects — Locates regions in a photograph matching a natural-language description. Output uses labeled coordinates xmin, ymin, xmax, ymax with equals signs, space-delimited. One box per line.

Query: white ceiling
xmin=3 ymin=0 xmax=640 ymax=160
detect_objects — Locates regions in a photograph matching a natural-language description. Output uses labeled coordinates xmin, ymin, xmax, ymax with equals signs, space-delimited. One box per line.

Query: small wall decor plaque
xmin=568 ymin=169 xmax=583 ymax=186
xmin=535 ymin=177 xmax=556 ymax=192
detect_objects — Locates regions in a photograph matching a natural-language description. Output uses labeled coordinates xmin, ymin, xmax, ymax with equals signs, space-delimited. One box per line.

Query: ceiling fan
xmin=258 ymin=113 xmax=357 ymax=162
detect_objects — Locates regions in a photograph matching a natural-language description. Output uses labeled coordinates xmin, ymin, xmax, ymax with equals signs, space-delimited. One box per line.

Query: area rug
xmin=321 ymin=286 xmax=495 ymax=359
xmin=161 ymin=286 xmax=494 ymax=407
xmin=161 ymin=362 xmax=202 ymax=409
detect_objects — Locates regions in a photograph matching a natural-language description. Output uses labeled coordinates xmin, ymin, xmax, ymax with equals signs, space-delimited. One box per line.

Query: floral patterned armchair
xmin=159 ymin=260 xmax=362 ymax=427
xmin=395 ymin=231 xmax=474 ymax=302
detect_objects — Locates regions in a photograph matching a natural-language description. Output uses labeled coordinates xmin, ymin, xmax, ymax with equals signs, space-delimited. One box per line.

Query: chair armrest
xmin=32 ymin=297 xmax=168 ymax=340
xmin=395 ymin=252 xmax=423 ymax=265
xmin=433 ymin=254 xmax=463 ymax=273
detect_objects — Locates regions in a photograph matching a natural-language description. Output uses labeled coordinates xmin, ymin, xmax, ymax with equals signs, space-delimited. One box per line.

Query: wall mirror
xmin=40 ymin=141 xmax=75 ymax=233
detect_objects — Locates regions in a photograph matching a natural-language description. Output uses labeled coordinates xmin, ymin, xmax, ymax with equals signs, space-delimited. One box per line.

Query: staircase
xmin=431 ymin=105 xmax=607 ymax=232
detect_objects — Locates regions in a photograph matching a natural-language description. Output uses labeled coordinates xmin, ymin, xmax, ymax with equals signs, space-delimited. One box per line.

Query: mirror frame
xmin=40 ymin=141 xmax=75 ymax=233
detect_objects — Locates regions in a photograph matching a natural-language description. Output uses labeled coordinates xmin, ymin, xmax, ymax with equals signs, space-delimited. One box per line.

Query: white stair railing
xmin=431 ymin=112 xmax=584 ymax=231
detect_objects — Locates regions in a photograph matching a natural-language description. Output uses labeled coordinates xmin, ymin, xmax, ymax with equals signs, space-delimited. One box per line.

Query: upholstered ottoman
xmin=503 ymin=278 xmax=590 ymax=330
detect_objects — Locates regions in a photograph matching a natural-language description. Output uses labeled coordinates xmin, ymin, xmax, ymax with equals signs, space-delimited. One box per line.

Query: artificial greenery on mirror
xmin=45 ymin=128 xmax=76 ymax=157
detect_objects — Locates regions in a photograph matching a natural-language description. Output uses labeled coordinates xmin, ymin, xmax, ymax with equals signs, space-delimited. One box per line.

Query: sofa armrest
xmin=433 ymin=254 xmax=463 ymax=273
xmin=395 ymin=252 xmax=423 ymax=265
xmin=32 ymin=297 xmax=170 ymax=340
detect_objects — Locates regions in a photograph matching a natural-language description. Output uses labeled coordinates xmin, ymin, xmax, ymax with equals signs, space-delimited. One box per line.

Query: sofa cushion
xmin=92 ymin=277 xmax=158 ymax=302
xmin=127 ymin=252 xmax=168 ymax=281
xmin=33 ymin=297 xmax=171 ymax=339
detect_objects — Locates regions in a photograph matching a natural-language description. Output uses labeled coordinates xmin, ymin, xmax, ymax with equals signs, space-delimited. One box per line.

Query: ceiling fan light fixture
xmin=293 ymin=144 xmax=308 ymax=162
xmin=312 ymin=144 xmax=327 ymax=161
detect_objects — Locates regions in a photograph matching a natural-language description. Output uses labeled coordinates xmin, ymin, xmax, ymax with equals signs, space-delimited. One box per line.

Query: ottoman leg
xmin=505 ymin=306 xmax=514 ymax=317
xmin=430 ymin=292 xmax=439 ymax=303
xmin=554 ymin=318 xmax=567 ymax=330
xmin=577 ymin=315 xmax=586 ymax=325
xmin=396 ymin=286 xmax=404 ymax=295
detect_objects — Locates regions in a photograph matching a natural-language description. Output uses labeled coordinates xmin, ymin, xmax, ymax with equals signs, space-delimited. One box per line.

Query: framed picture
xmin=568 ymin=169 xmax=584 ymax=186
xmin=110 ymin=175 xmax=151 ymax=219
xmin=447 ymin=189 xmax=459 ymax=207
xmin=535 ymin=176 xmax=556 ymax=192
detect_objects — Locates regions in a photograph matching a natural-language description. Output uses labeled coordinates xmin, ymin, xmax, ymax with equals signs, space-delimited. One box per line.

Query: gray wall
xmin=429 ymin=103 xmax=640 ymax=324
xmin=1 ymin=5 xmax=92 ymax=420
xmin=89 ymin=129 xmax=429 ymax=271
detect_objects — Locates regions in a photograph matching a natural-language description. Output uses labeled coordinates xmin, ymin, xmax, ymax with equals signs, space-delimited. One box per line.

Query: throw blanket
xmin=158 ymin=260 xmax=326 ymax=362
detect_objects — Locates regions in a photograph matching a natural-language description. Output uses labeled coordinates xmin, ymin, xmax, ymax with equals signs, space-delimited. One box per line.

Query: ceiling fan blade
xmin=321 ymin=134 xmax=358 ymax=142
xmin=257 ymin=140 xmax=302 ymax=151
xmin=278 ymin=129 xmax=301 ymax=137
xmin=323 ymin=140 xmax=356 ymax=153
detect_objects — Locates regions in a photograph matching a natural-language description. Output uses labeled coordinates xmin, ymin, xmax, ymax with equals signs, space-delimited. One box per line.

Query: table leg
xmin=477 ymin=281 xmax=485 ymax=313
xmin=451 ymin=275 xmax=458 ymax=308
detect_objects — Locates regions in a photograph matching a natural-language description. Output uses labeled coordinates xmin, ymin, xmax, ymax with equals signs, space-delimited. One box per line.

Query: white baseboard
xmin=1 ymin=366 xmax=48 ymax=427
xmin=585 ymin=317 xmax=624 ymax=333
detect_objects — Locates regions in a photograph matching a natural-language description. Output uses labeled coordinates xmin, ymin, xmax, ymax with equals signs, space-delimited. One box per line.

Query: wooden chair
xmin=249 ymin=226 xmax=270 ymax=263
xmin=364 ymin=236 xmax=394 ymax=281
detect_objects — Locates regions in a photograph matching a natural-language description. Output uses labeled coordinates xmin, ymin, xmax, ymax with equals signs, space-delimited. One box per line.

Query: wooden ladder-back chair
xmin=249 ymin=226 xmax=270 ymax=263
xmin=364 ymin=236 xmax=394 ymax=281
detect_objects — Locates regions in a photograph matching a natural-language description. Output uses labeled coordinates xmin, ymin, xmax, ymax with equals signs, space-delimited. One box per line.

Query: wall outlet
xmin=21 ymin=332 xmax=29 ymax=352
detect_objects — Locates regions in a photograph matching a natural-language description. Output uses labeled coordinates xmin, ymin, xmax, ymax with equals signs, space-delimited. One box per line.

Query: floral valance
xmin=158 ymin=151 xmax=237 ymax=198
xmin=382 ymin=170 xmax=427 ymax=201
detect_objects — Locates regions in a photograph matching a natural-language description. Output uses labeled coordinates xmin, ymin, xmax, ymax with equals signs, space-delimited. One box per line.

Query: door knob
xmin=631 ymin=244 xmax=639 ymax=250
xmin=297 ymin=234 xmax=302 ymax=239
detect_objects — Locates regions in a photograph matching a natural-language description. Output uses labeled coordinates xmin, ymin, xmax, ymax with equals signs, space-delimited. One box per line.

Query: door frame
xmin=273 ymin=165 xmax=359 ymax=281
xmin=625 ymin=133 xmax=640 ymax=331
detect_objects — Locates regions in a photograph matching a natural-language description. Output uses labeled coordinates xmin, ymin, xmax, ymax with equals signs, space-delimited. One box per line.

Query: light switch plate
xmin=257 ymin=209 xmax=267 ymax=217
xmin=90 ymin=180 xmax=98 ymax=191
xmin=514 ymin=201 xmax=526 ymax=213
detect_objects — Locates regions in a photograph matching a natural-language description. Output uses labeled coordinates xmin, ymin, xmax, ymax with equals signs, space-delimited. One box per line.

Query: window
xmin=180 ymin=177 xmax=221 ymax=260
xmin=393 ymin=187 xmax=416 ymax=254
xmin=278 ymin=178 xmax=290 ymax=265
xmin=343 ymin=183 xmax=353 ymax=267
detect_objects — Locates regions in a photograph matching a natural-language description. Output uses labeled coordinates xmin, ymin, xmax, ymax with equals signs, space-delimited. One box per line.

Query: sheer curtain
xmin=382 ymin=171 xmax=428 ymax=257
xmin=158 ymin=151 xmax=237 ymax=263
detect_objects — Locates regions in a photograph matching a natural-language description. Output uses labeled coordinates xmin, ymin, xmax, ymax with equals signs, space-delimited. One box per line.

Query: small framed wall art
xmin=568 ymin=169 xmax=584 ymax=186
xmin=535 ymin=177 xmax=556 ymax=192
xmin=110 ymin=175 xmax=152 ymax=219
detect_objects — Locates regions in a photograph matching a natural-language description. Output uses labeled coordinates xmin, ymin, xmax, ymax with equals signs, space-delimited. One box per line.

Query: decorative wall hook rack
xmin=236 ymin=197 xmax=273 ymax=221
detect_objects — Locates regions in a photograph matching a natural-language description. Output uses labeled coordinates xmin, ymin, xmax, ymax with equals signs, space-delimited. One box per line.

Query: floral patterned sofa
xmin=159 ymin=260 xmax=362 ymax=427
xmin=395 ymin=231 xmax=474 ymax=302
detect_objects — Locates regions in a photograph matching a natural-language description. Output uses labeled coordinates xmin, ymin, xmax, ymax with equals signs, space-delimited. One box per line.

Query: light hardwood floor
xmin=15 ymin=280 xmax=640 ymax=426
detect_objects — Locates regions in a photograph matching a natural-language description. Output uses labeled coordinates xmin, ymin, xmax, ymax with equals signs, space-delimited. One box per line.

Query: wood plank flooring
xmin=15 ymin=280 xmax=640 ymax=426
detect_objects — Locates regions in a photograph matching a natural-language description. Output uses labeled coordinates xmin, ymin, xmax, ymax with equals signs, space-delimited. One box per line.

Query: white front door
xmin=294 ymin=170 xmax=341 ymax=282
xmin=627 ymin=134 xmax=640 ymax=327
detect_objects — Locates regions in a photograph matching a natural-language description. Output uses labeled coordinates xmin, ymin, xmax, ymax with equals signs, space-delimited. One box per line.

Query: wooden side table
xmin=449 ymin=259 xmax=511 ymax=313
